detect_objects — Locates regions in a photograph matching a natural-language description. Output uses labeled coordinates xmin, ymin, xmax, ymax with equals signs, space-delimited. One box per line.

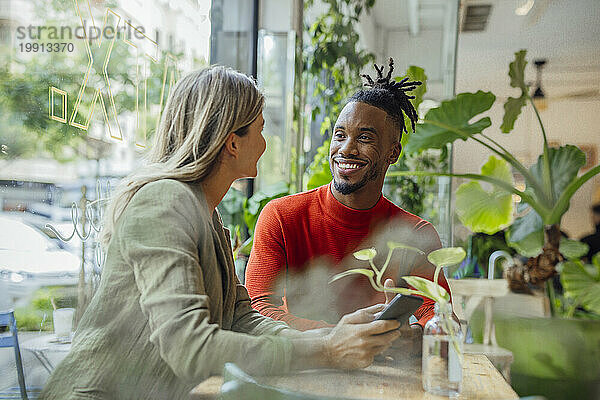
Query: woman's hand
xmin=323 ymin=304 xmax=401 ymax=369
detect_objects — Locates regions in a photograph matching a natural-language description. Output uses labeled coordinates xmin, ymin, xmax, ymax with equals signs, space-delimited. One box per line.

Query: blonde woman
xmin=40 ymin=66 xmax=401 ymax=400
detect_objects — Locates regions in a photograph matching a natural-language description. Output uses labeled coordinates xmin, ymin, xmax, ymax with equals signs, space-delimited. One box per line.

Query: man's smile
xmin=333 ymin=158 xmax=368 ymax=175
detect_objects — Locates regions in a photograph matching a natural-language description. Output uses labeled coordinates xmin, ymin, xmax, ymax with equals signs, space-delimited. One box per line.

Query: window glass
xmin=0 ymin=217 xmax=51 ymax=252
xmin=256 ymin=30 xmax=295 ymax=190
xmin=0 ymin=0 xmax=210 ymax=314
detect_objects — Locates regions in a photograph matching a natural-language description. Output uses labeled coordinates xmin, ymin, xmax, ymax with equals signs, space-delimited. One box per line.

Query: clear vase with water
xmin=422 ymin=302 xmax=463 ymax=397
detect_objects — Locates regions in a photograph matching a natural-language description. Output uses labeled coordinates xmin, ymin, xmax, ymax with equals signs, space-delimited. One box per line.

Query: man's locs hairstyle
xmin=350 ymin=58 xmax=422 ymax=138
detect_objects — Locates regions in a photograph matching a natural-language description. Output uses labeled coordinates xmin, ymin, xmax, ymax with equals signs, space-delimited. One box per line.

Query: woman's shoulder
xmin=130 ymin=179 xmax=203 ymax=208
xmin=115 ymin=179 xmax=208 ymax=241
xmin=136 ymin=178 xmax=195 ymax=197
xmin=123 ymin=179 xmax=206 ymax=221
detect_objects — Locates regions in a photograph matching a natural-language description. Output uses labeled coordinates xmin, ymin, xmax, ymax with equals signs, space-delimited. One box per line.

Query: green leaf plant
xmin=330 ymin=244 xmax=466 ymax=357
xmin=303 ymin=0 xmax=377 ymax=191
xmin=330 ymin=244 xmax=465 ymax=311
xmin=227 ymin=182 xmax=290 ymax=260
xmin=387 ymin=50 xmax=600 ymax=297
xmin=557 ymin=253 xmax=600 ymax=318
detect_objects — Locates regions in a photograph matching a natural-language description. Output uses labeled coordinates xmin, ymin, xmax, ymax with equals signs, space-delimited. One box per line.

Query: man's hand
xmin=324 ymin=304 xmax=401 ymax=369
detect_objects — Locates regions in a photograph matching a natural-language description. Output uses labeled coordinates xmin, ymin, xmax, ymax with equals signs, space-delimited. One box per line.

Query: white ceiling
xmin=456 ymin=0 xmax=600 ymax=96
xmin=372 ymin=0 xmax=448 ymax=30
xmin=370 ymin=0 xmax=600 ymax=97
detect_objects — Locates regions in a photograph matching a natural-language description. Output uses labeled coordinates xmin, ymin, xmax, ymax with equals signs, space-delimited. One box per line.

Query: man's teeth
xmin=338 ymin=162 xmax=362 ymax=169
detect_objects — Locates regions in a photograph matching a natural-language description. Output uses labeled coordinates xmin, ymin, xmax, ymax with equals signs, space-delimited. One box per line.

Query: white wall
xmin=383 ymin=29 xmax=444 ymax=99
xmin=356 ymin=7 xmax=380 ymax=60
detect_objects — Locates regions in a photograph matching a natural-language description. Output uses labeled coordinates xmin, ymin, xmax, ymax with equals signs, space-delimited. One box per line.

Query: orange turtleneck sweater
xmin=245 ymin=183 xmax=451 ymax=331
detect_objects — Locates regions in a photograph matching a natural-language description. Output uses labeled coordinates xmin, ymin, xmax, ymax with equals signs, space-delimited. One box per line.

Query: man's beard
xmin=331 ymin=160 xmax=382 ymax=195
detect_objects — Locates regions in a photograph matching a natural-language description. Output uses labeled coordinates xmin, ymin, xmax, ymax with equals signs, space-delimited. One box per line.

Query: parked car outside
xmin=0 ymin=215 xmax=80 ymax=309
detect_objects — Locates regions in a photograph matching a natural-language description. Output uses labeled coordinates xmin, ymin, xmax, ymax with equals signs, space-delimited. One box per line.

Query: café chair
xmin=0 ymin=310 xmax=41 ymax=399
xmin=220 ymin=363 xmax=345 ymax=400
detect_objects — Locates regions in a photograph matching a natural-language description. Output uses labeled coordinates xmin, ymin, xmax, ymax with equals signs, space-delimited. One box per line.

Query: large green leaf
xmin=508 ymin=220 xmax=591 ymax=259
xmin=500 ymin=94 xmax=527 ymax=133
xmin=506 ymin=196 xmax=586 ymax=257
xmin=529 ymin=145 xmax=586 ymax=206
xmin=561 ymin=260 xmax=600 ymax=314
xmin=501 ymin=50 xmax=528 ymax=134
xmin=507 ymin=202 xmax=543 ymax=241
xmin=507 ymin=231 xmax=543 ymax=257
xmin=506 ymin=205 xmax=544 ymax=257
xmin=455 ymin=156 xmax=515 ymax=234
xmin=404 ymin=91 xmax=496 ymax=153
xmin=427 ymin=247 xmax=466 ymax=268
xmin=508 ymin=49 xmax=528 ymax=92
xmin=560 ymin=239 xmax=590 ymax=260
xmin=549 ymin=164 xmax=600 ymax=224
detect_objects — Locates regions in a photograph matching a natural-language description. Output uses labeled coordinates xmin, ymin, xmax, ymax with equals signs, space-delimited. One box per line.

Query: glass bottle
xmin=422 ymin=302 xmax=464 ymax=397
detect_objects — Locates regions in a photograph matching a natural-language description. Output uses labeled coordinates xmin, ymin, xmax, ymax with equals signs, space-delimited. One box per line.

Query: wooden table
xmin=191 ymin=354 xmax=518 ymax=399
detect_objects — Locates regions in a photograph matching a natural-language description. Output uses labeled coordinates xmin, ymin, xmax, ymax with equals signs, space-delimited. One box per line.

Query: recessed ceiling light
xmin=515 ymin=0 xmax=535 ymax=16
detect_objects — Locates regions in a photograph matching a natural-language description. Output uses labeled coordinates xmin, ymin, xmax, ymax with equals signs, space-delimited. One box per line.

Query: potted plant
xmin=389 ymin=50 xmax=600 ymax=399
xmin=389 ymin=49 xmax=599 ymax=296
xmin=330 ymin=243 xmax=466 ymax=396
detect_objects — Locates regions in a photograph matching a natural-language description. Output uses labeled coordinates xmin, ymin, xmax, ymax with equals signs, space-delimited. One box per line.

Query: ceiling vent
xmin=461 ymin=4 xmax=492 ymax=32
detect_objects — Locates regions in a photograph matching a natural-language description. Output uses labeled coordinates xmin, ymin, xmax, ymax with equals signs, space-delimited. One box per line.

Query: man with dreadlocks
xmin=246 ymin=59 xmax=452 ymax=336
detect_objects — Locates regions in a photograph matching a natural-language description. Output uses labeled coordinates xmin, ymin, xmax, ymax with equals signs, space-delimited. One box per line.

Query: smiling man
xmin=245 ymin=59 xmax=451 ymax=331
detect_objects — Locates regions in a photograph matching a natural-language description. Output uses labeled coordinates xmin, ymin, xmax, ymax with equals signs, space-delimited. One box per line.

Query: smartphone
xmin=374 ymin=294 xmax=423 ymax=325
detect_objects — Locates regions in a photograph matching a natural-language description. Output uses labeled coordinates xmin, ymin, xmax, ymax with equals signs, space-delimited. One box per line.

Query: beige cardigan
xmin=40 ymin=179 xmax=292 ymax=399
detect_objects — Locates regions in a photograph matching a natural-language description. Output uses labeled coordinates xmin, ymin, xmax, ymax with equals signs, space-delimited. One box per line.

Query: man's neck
xmin=329 ymin=184 xmax=382 ymax=210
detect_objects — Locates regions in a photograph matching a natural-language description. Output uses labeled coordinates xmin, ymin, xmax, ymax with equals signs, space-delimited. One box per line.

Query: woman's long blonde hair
xmin=100 ymin=66 xmax=264 ymax=247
